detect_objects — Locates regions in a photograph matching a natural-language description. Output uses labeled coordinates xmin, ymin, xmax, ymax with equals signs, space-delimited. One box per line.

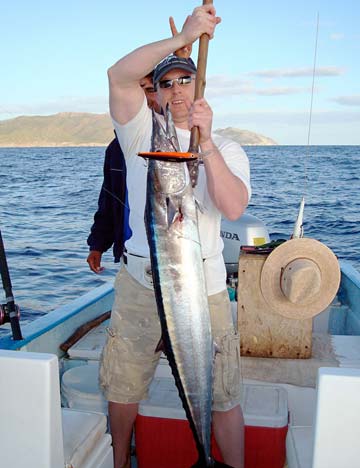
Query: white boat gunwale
xmin=0 ymin=282 xmax=114 ymax=352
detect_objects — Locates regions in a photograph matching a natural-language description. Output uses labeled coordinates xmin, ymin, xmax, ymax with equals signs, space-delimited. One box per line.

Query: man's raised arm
xmin=107 ymin=4 xmax=220 ymax=125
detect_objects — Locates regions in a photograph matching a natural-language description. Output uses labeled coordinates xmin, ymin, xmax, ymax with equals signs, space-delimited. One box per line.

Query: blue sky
xmin=1 ymin=0 xmax=359 ymax=144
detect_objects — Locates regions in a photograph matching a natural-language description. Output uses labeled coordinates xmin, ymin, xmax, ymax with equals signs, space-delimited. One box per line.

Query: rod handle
xmin=188 ymin=0 xmax=213 ymax=154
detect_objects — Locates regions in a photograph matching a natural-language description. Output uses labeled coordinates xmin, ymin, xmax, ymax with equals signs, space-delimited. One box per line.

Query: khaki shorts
xmin=99 ymin=266 xmax=242 ymax=412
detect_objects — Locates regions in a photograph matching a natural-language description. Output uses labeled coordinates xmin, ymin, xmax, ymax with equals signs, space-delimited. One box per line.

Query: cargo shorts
xmin=99 ymin=266 xmax=242 ymax=412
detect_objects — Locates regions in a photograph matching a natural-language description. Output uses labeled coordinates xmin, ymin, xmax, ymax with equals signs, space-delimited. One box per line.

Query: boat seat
xmin=0 ymin=350 xmax=113 ymax=468
xmin=67 ymin=320 xmax=109 ymax=360
xmin=286 ymin=367 xmax=360 ymax=468
xmin=242 ymin=333 xmax=360 ymax=388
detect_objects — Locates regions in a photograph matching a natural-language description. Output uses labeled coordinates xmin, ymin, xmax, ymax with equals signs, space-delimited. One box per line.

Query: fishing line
xmin=292 ymin=13 xmax=319 ymax=239
xmin=304 ymin=12 xmax=320 ymax=197
xmin=101 ymin=186 xmax=129 ymax=208
xmin=101 ymin=185 xmax=146 ymax=224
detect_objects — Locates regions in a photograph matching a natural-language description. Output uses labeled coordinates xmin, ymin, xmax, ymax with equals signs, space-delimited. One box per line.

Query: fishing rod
xmin=0 ymin=228 xmax=23 ymax=340
xmin=292 ymin=13 xmax=320 ymax=239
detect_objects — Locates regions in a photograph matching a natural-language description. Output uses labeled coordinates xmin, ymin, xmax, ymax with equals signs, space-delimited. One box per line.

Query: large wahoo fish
xmin=144 ymin=107 xmax=232 ymax=468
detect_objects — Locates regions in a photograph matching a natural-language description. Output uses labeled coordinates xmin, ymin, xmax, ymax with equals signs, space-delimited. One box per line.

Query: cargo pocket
xmin=213 ymin=331 xmax=241 ymax=406
xmin=98 ymin=327 xmax=117 ymax=392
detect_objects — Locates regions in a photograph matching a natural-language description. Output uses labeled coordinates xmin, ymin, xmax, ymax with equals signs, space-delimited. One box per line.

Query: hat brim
xmin=260 ymin=238 xmax=341 ymax=319
xmin=154 ymin=64 xmax=196 ymax=84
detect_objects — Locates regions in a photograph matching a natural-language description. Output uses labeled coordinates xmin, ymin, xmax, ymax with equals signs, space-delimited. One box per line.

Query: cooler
xmin=135 ymin=377 xmax=288 ymax=468
xmin=62 ymin=408 xmax=113 ymax=468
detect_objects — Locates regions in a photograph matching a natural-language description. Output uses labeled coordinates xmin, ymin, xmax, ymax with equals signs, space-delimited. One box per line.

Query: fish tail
xmin=213 ymin=462 xmax=234 ymax=468
xmin=190 ymin=458 xmax=234 ymax=468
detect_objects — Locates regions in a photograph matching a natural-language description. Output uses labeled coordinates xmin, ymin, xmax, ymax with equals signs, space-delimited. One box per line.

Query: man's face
xmin=156 ymin=68 xmax=195 ymax=129
xmin=140 ymin=76 xmax=159 ymax=112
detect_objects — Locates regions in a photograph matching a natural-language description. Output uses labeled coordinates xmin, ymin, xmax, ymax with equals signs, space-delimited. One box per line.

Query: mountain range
xmin=0 ymin=113 xmax=277 ymax=147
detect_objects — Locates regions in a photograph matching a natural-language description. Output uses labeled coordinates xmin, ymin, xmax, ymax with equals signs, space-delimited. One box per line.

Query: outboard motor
xmin=221 ymin=213 xmax=270 ymax=276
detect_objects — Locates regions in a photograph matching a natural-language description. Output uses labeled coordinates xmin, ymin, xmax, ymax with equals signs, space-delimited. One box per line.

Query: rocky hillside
xmin=0 ymin=113 xmax=114 ymax=147
xmin=214 ymin=127 xmax=277 ymax=146
xmin=0 ymin=113 xmax=277 ymax=147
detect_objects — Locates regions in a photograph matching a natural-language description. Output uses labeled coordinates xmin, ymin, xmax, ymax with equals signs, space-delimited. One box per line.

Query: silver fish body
xmin=144 ymin=109 xmax=214 ymax=464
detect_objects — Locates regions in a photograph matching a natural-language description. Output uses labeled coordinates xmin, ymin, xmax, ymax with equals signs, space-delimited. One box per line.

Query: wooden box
xmin=237 ymin=252 xmax=312 ymax=359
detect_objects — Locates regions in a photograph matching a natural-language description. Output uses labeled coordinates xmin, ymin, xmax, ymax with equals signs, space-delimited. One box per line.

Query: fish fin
xmin=166 ymin=197 xmax=175 ymax=229
xmin=213 ymin=340 xmax=221 ymax=355
xmin=166 ymin=197 xmax=183 ymax=229
xmin=195 ymin=198 xmax=205 ymax=214
xmin=155 ymin=337 xmax=165 ymax=353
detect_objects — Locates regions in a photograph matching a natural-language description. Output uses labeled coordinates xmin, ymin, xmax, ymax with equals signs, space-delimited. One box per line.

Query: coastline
xmin=0 ymin=114 xmax=278 ymax=147
xmin=0 ymin=143 xmax=108 ymax=148
xmin=1 ymin=144 xmax=359 ymax=148
xmin=0 ymin=143 xmax=279 ymax=148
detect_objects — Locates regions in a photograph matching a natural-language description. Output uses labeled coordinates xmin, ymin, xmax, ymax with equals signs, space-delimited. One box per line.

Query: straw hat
xmin=260 ymin=238 xmax=341 ymax=319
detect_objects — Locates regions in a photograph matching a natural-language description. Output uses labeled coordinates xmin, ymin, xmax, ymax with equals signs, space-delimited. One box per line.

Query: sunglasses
xmin=158 ymin=75 xmax=194 ymax=89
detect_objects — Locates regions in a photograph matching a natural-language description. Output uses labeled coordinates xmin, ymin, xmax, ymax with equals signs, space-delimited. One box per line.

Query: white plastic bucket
xmin=61 ymin=363 xmax=108 ymax=414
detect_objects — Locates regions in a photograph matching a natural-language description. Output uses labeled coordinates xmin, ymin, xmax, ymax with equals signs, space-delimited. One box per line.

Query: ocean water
xmin=0 ymin=145 xmax=359 ymax=334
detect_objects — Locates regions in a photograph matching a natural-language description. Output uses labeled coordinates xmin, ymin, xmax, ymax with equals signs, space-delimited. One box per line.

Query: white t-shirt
xmin=113 ymin=97 xmax=251 ymax=295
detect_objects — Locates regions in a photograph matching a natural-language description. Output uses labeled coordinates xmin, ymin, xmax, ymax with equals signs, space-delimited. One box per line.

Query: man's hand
xmin=180 ymin=4 xmax=221 ymax=45
xmin=188 ymin=97 xmax=213 ymax=145
xmin=87 ymin=251 xmax=105 ymax=274
xmin=170 ymin=16 xmax=192 ymax=58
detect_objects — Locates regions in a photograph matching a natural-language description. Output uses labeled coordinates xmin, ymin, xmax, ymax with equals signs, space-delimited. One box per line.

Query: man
xmin=86 ymin=73 xmax=157 ymax=273
xmin=100 ymin=5 xmax=250 ymax=468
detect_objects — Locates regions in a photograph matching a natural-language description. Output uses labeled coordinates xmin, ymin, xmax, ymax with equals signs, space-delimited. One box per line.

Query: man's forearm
xmin=201 ymin=140 xmax=249 ymax=220
xmin=108 ymin=35 xmax=187 ymax=87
